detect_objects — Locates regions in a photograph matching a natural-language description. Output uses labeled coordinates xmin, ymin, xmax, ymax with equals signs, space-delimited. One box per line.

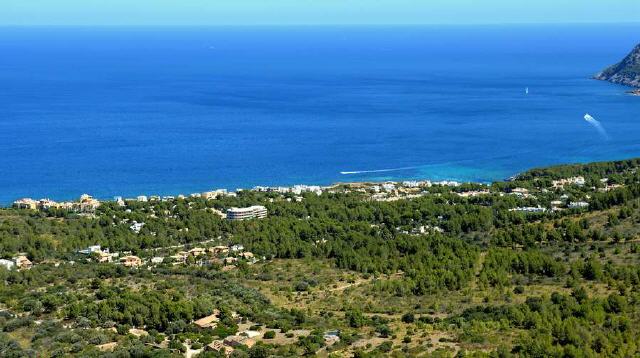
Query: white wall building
xmin=569 ymin=201 xmax=589 ymax=209
xmin=226 ymin=206 xmax=267 ymax=221
xmin=130 ymin=221 xmax=145 ymax=233
xmin=0 ymin=259 xmax=15 ymax=271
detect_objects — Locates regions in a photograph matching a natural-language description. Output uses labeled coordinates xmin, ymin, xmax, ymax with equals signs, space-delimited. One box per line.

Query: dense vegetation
xmin=2 ymin=158 xmax=640 ymax=356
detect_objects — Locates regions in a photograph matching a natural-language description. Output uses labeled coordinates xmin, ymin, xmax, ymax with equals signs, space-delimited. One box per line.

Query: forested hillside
xmin=2 ymin=158 xmax=640 ymax=357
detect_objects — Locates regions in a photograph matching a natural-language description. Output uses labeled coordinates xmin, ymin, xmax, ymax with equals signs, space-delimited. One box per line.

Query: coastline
xmin=7 ymin=155 xmax=640 ymax=208
xmin=5 ymin=179 xmax=464 ymax=209
xmin=2 ymin=26 xmax=640 ymax=208
xmin=5 ymin=156 xmax=636 ymax=209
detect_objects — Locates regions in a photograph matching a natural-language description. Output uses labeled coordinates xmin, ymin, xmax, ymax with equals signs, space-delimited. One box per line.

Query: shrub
xmin=378 ymin=341 xmax=393 ymax=353
xmin=401 ymin=312 xmax=415 ymax=324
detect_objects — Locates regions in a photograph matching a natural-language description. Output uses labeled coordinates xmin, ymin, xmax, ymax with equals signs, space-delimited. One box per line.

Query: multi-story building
xmin=226 ymin=206 xmax=267 ymax=221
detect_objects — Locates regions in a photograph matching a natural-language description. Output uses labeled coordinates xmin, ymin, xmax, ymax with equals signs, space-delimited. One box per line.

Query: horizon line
xmin=1 ymin=21 xmax=640 ymax=28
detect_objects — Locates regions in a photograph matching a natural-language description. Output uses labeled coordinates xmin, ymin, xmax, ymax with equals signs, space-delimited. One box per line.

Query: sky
xmin=1 ymin=0 xmax=639 ymax=26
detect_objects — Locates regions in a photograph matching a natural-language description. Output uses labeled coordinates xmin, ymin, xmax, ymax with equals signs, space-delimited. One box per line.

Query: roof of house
xmin=242 ymin=339 xmax=256 ymax=348
xmin=194 ymin=311 xmax=220 ymax=328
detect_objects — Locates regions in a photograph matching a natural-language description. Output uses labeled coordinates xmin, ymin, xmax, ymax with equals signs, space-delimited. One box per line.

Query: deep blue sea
xmin=1 ymin=25 xmax=639 ymax=203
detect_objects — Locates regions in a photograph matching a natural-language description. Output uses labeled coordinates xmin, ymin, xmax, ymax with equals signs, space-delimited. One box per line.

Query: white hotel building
xmin=226 ymin=205 xmax=268 ymax=221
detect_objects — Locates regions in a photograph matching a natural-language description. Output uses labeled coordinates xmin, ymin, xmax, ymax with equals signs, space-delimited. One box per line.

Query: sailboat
xmin=525 ymin=87 xmax=529 ymax=95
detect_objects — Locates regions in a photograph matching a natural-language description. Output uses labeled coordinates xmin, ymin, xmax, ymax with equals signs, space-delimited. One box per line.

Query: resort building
xmin=12 ymin=198 xmax=38 ymax=210
xmin=226 ymin=206 xmax=267 ymax=221
xmin=76 ymin=194 xmax=101 ymax=212
xmin=552 ymin=176 xmax=586 ymax=189
xmin=382 ymin=183 xmax=396 ymax=192
xmin=13 ymin=195 xmax=99 ymax=213
xmin=402 ymin=181 xmax=429 ymax=188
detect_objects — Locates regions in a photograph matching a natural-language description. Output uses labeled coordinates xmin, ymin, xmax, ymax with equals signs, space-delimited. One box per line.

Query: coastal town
xmin=11 ymin=174 xmax=609 ymax=215
xmin=2 ymin=158 xmax=640 ymax=357
xmin=4 ymin=172 xmax=610 ymax=287
xmin=11 ymin=175 xmax=604 ymax=222
xmin=5 ymin=173 xmax=619 ymax=275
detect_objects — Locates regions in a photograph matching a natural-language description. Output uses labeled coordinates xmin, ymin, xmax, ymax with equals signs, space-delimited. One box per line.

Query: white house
xmin=79 ymin=245 xmax=103 ymax=255
xmin=230 ymin=244 xmax=244 ymax=252
xmin=0 ymin=259 xmax=15 ymax=271
xmin=130 ymin=221 xmax=145 ymax=233
xmin=569 ymin=201 xmax=589 ymax=209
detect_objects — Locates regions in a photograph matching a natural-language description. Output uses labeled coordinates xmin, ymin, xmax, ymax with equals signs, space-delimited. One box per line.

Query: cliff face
xmin=595 ymin=43 xmax=640 ymax=87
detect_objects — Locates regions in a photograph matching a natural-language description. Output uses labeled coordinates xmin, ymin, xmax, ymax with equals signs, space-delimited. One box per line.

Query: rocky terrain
xmin=595 ymin=43 xmax=640 ymax=88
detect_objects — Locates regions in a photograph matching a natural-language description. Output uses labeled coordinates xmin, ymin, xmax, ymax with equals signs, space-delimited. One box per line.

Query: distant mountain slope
xmin=595 ymin=43 xmax=640 ymax=88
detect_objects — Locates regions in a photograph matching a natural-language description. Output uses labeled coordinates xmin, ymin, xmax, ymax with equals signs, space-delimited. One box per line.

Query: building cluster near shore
xmin=3 ymin=173 xmax=629 ymax=277
xmin=12 ymin=194 xmax=100 ymax=213
xmin=115 ymin=189 xmax=235 ymax=205
xmin=251 ymin=184 xmax=324 ymax=195
xmin=552 ymin=176 xmax=586 ymax=189
xmin=341 ymin=180 xmax=457 ymax=202
xmin=8 ymin=175 xmax=610 ymax=227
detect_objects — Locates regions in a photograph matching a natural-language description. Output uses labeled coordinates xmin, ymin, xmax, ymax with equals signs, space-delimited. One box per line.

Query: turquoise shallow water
xmin=0 ymin=25 xmax=639 ymax=203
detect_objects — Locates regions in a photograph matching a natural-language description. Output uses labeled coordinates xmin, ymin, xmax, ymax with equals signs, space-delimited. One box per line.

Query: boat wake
xmin=339 ymin=149 xmax=542 ymax=177
xmin=340 ymin=166 xmax=420 ymax=175
xmin=584 ymin=113 xmax=609 ymax=140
